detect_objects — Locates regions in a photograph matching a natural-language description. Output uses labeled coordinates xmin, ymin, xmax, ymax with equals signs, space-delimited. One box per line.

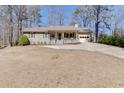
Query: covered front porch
xmin=49 ymin=31 xmax=79 ymax=44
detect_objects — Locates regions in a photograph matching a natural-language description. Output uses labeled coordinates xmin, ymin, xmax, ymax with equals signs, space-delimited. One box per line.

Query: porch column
xmin=90 ymin=33 xmax=92 ymax=42
xmin=55 ymin=32 xmax=57 ymax=44
xmin=48 ymin=32 xmax=51 ymax=44
xmin=62 ymin=32 xmax=64 ymax=44
xmin=76 ymin=31 xmax=78 ymax=40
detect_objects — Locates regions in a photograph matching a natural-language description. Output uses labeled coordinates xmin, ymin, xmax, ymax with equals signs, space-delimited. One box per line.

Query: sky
xmin=41 ymin=5 xmax=77 ymax=26
xmin=40 ymin=5 xmax=124 ymax=34
xmin=41 ymin=5 xmax=124 ymax=24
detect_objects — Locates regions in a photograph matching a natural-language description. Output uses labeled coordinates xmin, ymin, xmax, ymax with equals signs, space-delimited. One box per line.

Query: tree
xmin=90 ymin=5 xmax=112 ymax=42
xmin=46 ymin=6 xmax=65 ymax=26
xmin=73 ymin=5 xmax=93 ymax=27
xmin=0 ymin=5 xmax=43 ymax=47
xmin=73 ymin=5 xmax=112 ymax=42
xmin=0 ymin=5 xmax=14 ymax=46
xmin=28 ymin=6 xmax=42 ymax=27
xmin=7 ymin=5 xmax=13 ymax=46
xmin=112 ymin=9 xmax=124 ymax=36
xmin=13 ymin=6 xmax=27 ymax=38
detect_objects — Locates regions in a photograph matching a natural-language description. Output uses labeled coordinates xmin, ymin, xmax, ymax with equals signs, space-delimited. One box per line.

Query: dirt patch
xmin=0 ymin=46 xmax=124 ymax=87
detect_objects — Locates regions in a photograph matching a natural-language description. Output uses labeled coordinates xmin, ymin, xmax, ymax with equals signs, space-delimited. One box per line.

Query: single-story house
xmin=22 ymin=25 xmax=93 ymax=45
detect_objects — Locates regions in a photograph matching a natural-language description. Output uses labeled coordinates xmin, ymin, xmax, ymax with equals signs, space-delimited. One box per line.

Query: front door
xmin=57 ymin=33 xmax=63 ymax=44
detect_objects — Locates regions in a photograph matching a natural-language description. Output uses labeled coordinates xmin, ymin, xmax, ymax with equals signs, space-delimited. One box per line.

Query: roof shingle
xmin=22 ymin=26 xmax=92 ymax=33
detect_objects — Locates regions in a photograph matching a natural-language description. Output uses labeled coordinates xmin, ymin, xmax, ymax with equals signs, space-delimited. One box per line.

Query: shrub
xmin=119 ymin=35 xmax=124 ymax=47
xmin=99 ymin=34 xmax=111 ymax=45
xmin=98 ymin=34 xmax=124 ymax=48
xmin=18 ymin=35 xmax=30 ymax=46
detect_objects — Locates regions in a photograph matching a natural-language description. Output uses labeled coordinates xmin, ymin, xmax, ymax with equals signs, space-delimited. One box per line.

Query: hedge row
xmin=98 ymin=34 xmax=124 ymax=47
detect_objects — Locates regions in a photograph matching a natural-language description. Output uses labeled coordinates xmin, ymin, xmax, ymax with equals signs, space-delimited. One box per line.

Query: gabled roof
xmin=22 ymin=26 xmax=92 ymax=33
xmin=78 ymin=28 xmax=92 ymax=33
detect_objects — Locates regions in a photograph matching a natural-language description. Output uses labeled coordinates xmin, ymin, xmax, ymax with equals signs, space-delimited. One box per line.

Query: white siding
xmin=24 ymin=32 xmax=92 ymax=45
xmin=24 ymin=33 xmax=50 ymax=44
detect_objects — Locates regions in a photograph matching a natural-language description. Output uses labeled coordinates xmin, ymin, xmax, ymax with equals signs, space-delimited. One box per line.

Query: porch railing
xmin=63 ymin=39 xmax=79 ymax=44
xmin=49 ymin=38 xmax=80 ymax=44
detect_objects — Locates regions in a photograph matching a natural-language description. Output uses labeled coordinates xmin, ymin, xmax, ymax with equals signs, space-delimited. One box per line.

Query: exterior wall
xmin=24 ymin=33 xmax=50 ymax=44
xmin=91 ymin=33 xmax=96 ymax=42
xmin=49 ymin=32 xmax=77 ymax=44
xmin=24 ymin=32 xmax=92 ymax=45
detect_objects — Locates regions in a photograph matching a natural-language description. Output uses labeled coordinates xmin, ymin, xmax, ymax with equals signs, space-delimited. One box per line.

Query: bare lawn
xmin=0 ymin=46 xmax=124 ymax=88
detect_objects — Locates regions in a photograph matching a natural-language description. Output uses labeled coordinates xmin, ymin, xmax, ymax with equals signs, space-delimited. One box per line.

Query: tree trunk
xmin=95 ymin=22 xmax=99 ymax=42
xmin=10 ymin=9 xmax=13 ymax=46
xmin=8 ymin=5 xmax=13 ymax=46
xmin=19 ymin=19 xmax=22 ymax=35
xmin=95 ymin=6 xmax=100 ymax=43
xmin=17 ymin=20 xmax=20 ymax=39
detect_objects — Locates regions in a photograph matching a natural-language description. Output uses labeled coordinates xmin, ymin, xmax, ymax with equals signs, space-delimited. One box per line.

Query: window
xmin=70 ymin=33 xmax=72 ymax=38
xmin=64 ymin=33 xmax=75 ymax=38
xmin=45 ymin=33 xmax=47 ymax=38
xmin=43 ymin=33 xmax=48 ymax=38
xmin=29 ymin=33 xmax=35 ymax=38
xmin=70 ymin=33 xmax=74 ymax=38
xmin=31 ymin=34 xmax=33 ymax=38
xmin=80 ymin=36 xmax=84 ymax=38
xmin=80 ymin=36 xmax=89 ymax=38
xmin=64 ymin=33 xmax=69 ymax=38
xmin=50 ymin=33 xmax=55 ymax=40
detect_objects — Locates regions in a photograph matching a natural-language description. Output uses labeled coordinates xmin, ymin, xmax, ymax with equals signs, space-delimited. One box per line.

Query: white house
xmin=22 ymin=25 xmax=93 ymax=45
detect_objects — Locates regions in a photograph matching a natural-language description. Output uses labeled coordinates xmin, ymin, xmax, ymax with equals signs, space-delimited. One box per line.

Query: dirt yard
xmin=0 ymin=46 xmax=124 ymax=88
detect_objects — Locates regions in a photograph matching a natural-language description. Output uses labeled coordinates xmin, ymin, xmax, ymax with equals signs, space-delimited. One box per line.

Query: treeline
xmin=72 ymin=5 xmax=124 ymax=45
xmin=0 ymin=5 xmax=41 ymax=47
xmin=72 ymin=5 xmax=113 ymax=42
xmin=0 ymin=5 xmax=67 ymax=47
xmin=99 ymin=34 xmax=124 ymax=47
xmin=0 ymin=5 xmax=124 ymax=47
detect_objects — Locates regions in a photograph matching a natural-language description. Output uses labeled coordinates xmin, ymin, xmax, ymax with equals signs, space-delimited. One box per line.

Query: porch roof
xmin=48 ymin=26 xmax=79 ymax=31
xmin=78 ymin=28 xmax=92 ymax=34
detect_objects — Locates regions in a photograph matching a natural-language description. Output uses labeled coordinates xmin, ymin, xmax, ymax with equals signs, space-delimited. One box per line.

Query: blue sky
xmin=40 ymin=5 xmax=124 ymax=35
xmin=41 ymin=5 xmax=77 ymax=26
xmin=41 ymin=5 xmax=124 ymax=26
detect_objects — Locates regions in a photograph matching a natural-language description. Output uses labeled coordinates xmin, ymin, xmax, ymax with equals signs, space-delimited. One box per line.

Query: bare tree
xmin=112 ymin=9 xmax=124 ymax=36
xmin=7 ymin=5 xmax=13 ymax=46
xmin=0 ymin=5 xmax=43 ymax=47
xmin=73 ymin=5 xmax=93 ymax=27
xmin=28 ymin=6 xmax=42 ymax=27
xmin=92 ymin=5 xmax=112 ymax=42
xmin=73 ymin=5 xmax=112 ymax=42
xmin=47 ymin=6 xmax=65 ymax=26
xmin=0 ymin=6 xmax=14 ymax=47
xmin=13 ymin=5 xmax=27 ymax=39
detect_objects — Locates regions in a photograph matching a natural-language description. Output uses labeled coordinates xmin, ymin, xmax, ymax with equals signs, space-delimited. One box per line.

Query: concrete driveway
xmin=43 ymin=43 xmax=124 ymax=59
